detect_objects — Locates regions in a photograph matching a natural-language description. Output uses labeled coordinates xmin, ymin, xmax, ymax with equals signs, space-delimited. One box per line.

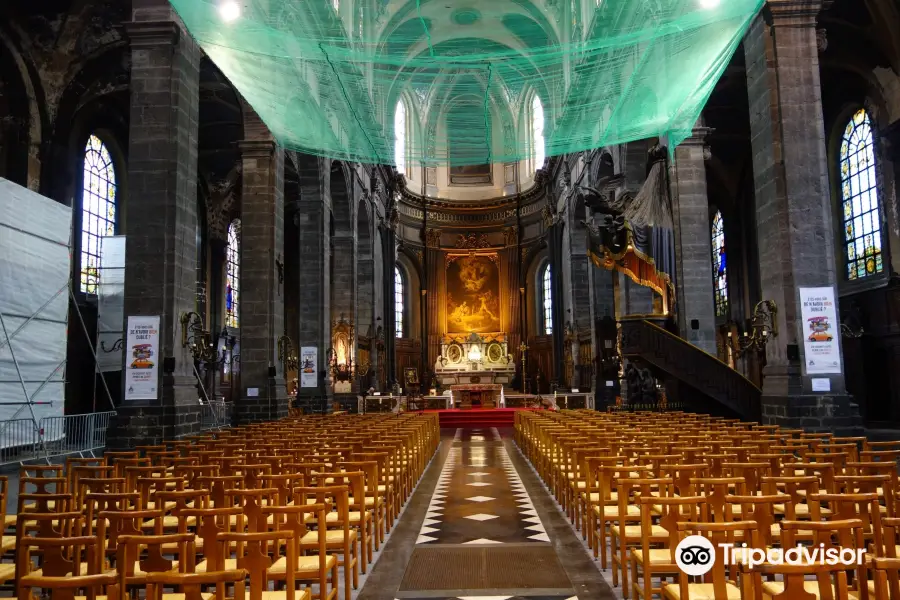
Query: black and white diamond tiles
xmin=416 ymin=429 xmax=549 ymax=545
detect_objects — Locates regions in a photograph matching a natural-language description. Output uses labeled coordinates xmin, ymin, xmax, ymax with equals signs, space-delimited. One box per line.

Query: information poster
xmin=799 ymin=287 xmax=841 ymax=375
xmin=124 ymin=316 xmax=160 ymax=400
xmin=300 ymin=346 xmax=318 ymax=388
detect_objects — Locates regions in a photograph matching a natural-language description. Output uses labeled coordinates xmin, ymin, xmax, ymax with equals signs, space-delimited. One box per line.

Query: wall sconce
xmin=729 ymin=300 xmax=777 ymax=359
xmin=277 ymin=336 xmax=299 ymax=373
xmin=180 ymin=311 xmax=217 ymax=362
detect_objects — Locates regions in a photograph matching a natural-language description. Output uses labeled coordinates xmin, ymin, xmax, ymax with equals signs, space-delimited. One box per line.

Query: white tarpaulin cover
xmin=0 ymin=178 xmax=71 ymax=448
xmin=97 ymin=236 xmax=125 ymax=373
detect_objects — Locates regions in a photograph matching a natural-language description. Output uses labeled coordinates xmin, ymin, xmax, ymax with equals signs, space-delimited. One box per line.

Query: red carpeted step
xmin=411 ymin=407 xmax=539 ymax=429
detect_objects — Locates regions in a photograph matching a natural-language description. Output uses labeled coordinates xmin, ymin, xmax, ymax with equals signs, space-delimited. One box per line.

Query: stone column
xmin=502 ymin=226 xmax=522 ymax=384
xmin=380 ymin=216 xmax=397 ymax=386
xmin=108 ymin=6 xmax=201 ymax=447
xmin=670 ymin=123 xmax=717 ymax=355
xmin=236 ymin=111 xmax=286 ymax=423
xmin=295 ymin=157 xmax=331 ymax=411
xmin=744 ymin=0 xmax=859 ymax=431
xmin=548 ymin=219 xmax=566 ymax=387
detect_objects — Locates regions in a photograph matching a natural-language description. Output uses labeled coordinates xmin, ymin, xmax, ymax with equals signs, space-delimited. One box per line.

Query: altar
xmin=451 ymin=384 xmax=501 ymax=409
xmin=434 ymin=333 xmax=516 ymax=387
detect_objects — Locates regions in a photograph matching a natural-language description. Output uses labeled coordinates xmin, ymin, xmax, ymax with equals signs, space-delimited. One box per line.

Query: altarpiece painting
xmin=446 ymin=254 xmax=501 ymax=333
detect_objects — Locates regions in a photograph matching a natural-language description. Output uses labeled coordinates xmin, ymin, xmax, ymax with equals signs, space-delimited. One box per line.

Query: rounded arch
xmin=330 ymin=160 xmax=352 ymax=233
xmin=0 ymin=23 xmax=47 ymax=189
xmin=225 ymin=218 xmax=241 ymax=329
xmin=711 ymin=209 xmax=728 ymax=318
xmin=395 ymin=248 xmax=422 ymax=339
xmin=831 ymin=106 xmax=885 ymax=281
xmin=524 ymin=244 xmax=551 ymax=336
xmin=42 ymin=44 xmax=130 ymax=205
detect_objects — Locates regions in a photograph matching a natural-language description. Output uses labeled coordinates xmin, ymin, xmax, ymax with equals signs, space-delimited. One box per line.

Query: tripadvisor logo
xmin=675 ymin=536 xmax=865 ymax=576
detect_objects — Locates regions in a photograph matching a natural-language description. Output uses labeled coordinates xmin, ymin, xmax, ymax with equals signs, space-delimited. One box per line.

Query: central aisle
xmin=356 ymin=428 xmax=615 ymax=600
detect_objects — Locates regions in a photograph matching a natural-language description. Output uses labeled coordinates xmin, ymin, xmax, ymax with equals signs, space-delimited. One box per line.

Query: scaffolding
xmin=0 ymin=178 xmax=116 ymax=465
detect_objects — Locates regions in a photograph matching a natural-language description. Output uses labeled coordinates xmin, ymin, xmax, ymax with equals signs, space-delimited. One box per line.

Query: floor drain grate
xmin=399 ymin=546 xmax=571 ymax=591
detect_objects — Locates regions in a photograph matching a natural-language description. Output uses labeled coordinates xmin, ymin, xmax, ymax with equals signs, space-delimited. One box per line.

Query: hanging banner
xmin=124 ymin=316 xmax=161 ymax=401
xmin=300 ymin=346 xmax=317 ymax=388
xmin=799 ymin=287 xmax=841 ymax=375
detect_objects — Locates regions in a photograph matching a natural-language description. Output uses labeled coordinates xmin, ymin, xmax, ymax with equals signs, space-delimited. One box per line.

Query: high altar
xmin=435 ymin=333 xmax=515 ymax=407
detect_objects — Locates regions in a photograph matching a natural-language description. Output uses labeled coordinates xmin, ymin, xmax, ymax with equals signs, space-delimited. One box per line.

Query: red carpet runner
xmin=414 ymin=408 xmax=540 ymax=429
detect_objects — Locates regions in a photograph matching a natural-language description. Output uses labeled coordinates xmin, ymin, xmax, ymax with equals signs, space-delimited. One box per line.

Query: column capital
xmin=124 ymin=20 xmax=180 ymax=47
xmin=766 ymin=0 xmax=831 ymax=25
xmin=238 ymin=139 xmax=278 ymax=158
xmin=680 ymin=126 xmax=714 ymax=147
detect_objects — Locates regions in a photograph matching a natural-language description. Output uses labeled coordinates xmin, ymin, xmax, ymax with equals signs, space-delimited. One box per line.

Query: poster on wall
xmin=799 ymin=287 xmax=842 ymax=375
xmin=124 ymin=316 xmax=160 ymax=401
xmin=300 ymin=346 xmax=317 ymax=388
xmin=446 ymin=254 xmax=501 ymax=333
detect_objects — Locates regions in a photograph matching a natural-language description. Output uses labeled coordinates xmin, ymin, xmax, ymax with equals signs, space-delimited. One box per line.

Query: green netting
xmin=170 ymin=0 xmax=764 ymax=167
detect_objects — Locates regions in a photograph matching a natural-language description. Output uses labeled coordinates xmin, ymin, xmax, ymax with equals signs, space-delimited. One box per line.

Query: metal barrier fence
xmin=199 ymin=402 xmax=232 ymax=431
xmin=0 ymin=419 xmax=43 ymax=466
xmin=0 ymin=411 xmax=115 ymax=466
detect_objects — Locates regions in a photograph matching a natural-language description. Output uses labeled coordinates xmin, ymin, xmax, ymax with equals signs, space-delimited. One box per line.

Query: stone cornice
xmin=238 ymin=140 xmax=278 ymax=158
xmin=123 ymin=20 xmax=180 ymax=46
xmin=766 ymin=0 xmax=829 ymax=25
xmin=681 ymin=126 xmax=714 ymax=146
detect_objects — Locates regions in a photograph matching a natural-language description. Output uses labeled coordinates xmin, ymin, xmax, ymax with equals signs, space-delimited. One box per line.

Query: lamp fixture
xmin=219 ymin=1 xmax=241 ymax=22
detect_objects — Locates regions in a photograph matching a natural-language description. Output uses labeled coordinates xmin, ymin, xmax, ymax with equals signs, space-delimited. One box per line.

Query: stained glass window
xmin=711 ymin=210 xmax=727 ymax=317
xmin=394 ymin=266 xmax=404 ymax=338
xmin=542 ymin=263 xmax=553 ymax=334
xmin=532 ymin=95 xmax=545 ymax=174
xmin=225 ymin=220 xmax=240 ymax=328
xmin=841 ymin=108 xmax=883 ymax=280
xmin=394 ymin=100 xmax=406 ymax=176
xmin=80 ymin=135 xmax=117 ymax=294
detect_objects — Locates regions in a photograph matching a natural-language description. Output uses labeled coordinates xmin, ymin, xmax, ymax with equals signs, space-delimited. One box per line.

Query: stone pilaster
xmin=108 ymin=10 xmax=201 ymax=448
xmin=425 ymin=231 xmax=443 ymax=378
xmin=236 ymin=117 xmax=286 ymax=423
xmin=671 ymin=123 xmax=717 ymax=355
xmin=744 ymin=0 xmax=860 ymax=432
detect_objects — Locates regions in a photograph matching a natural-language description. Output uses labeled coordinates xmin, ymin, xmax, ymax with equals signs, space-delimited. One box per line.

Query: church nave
xmin=357 ymin=429 xmax=613 ymax=600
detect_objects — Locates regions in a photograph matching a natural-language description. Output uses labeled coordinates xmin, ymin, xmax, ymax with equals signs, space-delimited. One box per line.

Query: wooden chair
xmin=139 ymin=569 xmax=249 ymax=600
xmin=293 ymin=485 xmax=358 ymax=600
xmin=662 ymin=521 xmax=758 ymax=600
xmin=629 ymin=495 xmax=706 ymax=600
xmin=17 ymin=535 xmax=115 ymax=598
xmin=263 ymin=502 xmax=338 ymax=600
xmin=219 ymin=530 xmax=311 ymax=600
xmin=871 ymin=557 xmax=900 ymax=600
xmin=762 ymin=519 xmax=867 ymax=600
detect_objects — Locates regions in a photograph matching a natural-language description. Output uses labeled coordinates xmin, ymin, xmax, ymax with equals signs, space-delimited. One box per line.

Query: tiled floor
xmin=356 ymin=428 xmax=615 ymax=600
xmin=416 ymin=428 xmax=548 ymax=545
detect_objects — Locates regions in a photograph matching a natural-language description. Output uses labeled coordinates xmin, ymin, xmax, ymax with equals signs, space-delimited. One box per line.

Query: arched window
xmin=225 ymin=220 xmax=240 ymax=328
xmin=79 ymin=134 xmax=117 ymax=294
xmin=532 ymin=95 xmax=545 ymax=174
xmin=542 ymin=263 xmax=553 ymax=334
xmin=394 ymin=100 xmax=407 ymax=176
xmin=840 ymin=108 xmax=883 ymax=280
xmin=394 ymin=266 xmax=404 ymax=338
xmin=711 ymin=211 xmax=727 ymax=317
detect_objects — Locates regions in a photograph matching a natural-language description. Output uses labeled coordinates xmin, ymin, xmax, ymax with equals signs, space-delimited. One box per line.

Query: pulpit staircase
xmin=619 ymin=318 xmax=762 ymax=421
